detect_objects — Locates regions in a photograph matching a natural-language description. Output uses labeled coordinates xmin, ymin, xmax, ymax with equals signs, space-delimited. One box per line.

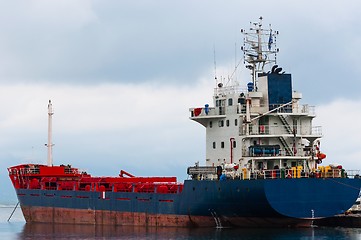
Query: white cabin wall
xmin=300 ymin=118 xmax=312 ymax=135
xmin=205 ymin=116 xmax=242 ymax=167
xmin=205 ymin=92 xmax=243 ymax=167
xmin=257 ymin=76 xmax=269 ymax=108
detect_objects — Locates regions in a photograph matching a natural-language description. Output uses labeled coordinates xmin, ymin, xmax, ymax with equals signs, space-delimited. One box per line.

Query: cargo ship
xmin=8 ymin=18 xmax=361 ymax=227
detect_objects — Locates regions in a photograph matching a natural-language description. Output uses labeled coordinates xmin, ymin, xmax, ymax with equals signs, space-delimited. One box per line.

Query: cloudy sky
xmin=1 ymin=0 xmax=361 ymax=203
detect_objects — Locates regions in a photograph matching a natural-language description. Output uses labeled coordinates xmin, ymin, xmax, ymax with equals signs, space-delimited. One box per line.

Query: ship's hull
xmin=15 ymin=178 xmax=361 ymax=227
xmin=20 ymin=206 xmax=311 ymax=227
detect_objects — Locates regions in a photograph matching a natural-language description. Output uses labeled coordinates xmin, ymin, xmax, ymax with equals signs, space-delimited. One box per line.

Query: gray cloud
xmin=1 ymin=0 xmax=361 ymax=203
xmin=0 ymin=0 xmax=360 ymax=102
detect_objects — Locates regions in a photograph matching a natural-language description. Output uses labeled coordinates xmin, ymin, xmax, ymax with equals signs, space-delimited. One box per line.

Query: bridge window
xmin=213 ymin=142 xmax=216 ymax=149
xmin=235 ymin=119 xmax=238 ymax=126
xmin=238 ymin=97 xmax=245 ymax=104
xmin=226 ymin=120 xmax=229 ymax=127
xmin=209 ymin=121 xmax=212 ymax=128
xmin=228 ymin=98 xmax=233 ymax=106
xmin=233 ymin=141 xmax=236 ymax=148
xmin=221 ymin=142 xmax=225 ymax=148
xmin=218 ymin=120 xmax=224 ymax=127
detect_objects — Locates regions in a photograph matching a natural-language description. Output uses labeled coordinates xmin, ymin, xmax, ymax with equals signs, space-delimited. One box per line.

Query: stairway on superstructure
xmin=278 ymin=114 xmax=293 ymax=156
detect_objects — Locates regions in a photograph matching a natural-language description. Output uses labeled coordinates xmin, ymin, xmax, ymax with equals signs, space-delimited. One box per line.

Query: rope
xmin=7 ymin=202 xmax=19 ymax=222
xmin=325 ymin=178 xmax=361 ymax=191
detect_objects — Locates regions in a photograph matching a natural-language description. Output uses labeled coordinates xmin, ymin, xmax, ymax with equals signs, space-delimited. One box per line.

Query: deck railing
xmin=227 ymin=169 xmax=360 ymax=180
xmin=190 ymin=104 xmax=316 ymax=118
xmin=8 ymin=166 xmax=81 ymax=176
xmin=246 ymin=125 xmax=322 ymax=136
xmin=189 ymin=166 xmax=360 ymax=181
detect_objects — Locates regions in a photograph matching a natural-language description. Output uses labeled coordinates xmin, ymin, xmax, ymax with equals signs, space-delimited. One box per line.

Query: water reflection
xmin=20 ymin=223 xmax=361 ymax=240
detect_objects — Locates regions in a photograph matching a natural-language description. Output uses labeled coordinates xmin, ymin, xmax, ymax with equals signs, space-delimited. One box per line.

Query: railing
xmin=303 ymin=105 xmax=316 ymax=115
xmin=190 ymin=104 xmax=316 ymax=118
xmin=214 ymin=86 xmax=247 ymax=96
xmin=345 ymin=170 xmax=361 ymax=178
xmin=244 ymin=146 xmax=307 ymax=157
xmin=190 ymin=107 xmax=221 ymax=117
xmin=14 ymin=176 xmax=184 ymax=194
xmin=224 ymin=169 xmax=360 ymax=180
xmin=8 ymin=166 xmax=81 ymax=176
xmin=9 ymin=167 xmax=40 ymax=175
xmin=246 ymin=125 xmax=322 ymax=136
xmin=311 ymin=126 xmax=322 ymax=135
xmin=190 ymin=166 xmax=360 ymax=181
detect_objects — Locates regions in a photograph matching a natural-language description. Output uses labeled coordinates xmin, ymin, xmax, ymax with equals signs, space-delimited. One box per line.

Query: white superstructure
xmin=189 ymin=17 xmax=326 ymax=179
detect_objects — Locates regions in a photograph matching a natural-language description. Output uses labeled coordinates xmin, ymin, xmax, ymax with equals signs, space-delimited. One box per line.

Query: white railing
xmin=214 ymin=86 xmax=247 ymax=96
xmin=190 ymin=103 xmax=316 ymax=118
xmin=311 ymin=126 xmax=322 ymax=135
xmin=247 ymin=125 xmax=322 ymax=136
xmin=345 ymin=170 xmax=361 ymax=178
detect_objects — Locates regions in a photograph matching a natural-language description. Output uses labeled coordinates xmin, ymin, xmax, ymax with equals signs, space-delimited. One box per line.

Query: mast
xmin=46 ymin=100 xmax=54 ymax=166
xmin=240 ymin=16 xmax=279 ymax=91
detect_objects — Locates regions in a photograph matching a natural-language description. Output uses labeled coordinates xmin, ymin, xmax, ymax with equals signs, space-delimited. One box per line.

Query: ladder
xmin=278 ymin=115 xmax=293 ymax=134
xmin=279 ymin=136 xmax=293 ymax=156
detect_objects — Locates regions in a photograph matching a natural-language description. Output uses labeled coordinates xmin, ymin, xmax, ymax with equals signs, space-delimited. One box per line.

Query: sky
xmin=1 ymin=0 xmax=361 ymax=203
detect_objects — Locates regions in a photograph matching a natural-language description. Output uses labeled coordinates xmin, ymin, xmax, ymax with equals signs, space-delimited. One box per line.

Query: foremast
xmin=46 ymin=100 xmax=54 ymax=166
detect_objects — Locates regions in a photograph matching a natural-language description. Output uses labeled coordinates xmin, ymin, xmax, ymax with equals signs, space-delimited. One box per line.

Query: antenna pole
xmin=213 ymin=44 xmax=217 ymax=84
xmin=241 ymin=17 xmax=278 ymax=91
xmin=46 ymin=100 xmax=54 ymax=166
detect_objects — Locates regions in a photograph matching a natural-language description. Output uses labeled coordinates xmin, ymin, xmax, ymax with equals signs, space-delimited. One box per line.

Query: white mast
xmin=240 ymin=16 xmax=279 ymax=91
xmin=46 ymin=100 xmax=54 ymax=166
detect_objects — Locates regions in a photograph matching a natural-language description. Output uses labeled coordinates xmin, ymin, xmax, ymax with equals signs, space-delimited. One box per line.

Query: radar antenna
xmin=213 ymin=44 xmax=217 ymax=86
xmin=240 ymin=17 xmax=279 ymax=91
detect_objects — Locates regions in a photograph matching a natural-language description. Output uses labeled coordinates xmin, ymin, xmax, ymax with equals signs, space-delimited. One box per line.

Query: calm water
xmin=1 ymin=205 xmax=361 ymax=239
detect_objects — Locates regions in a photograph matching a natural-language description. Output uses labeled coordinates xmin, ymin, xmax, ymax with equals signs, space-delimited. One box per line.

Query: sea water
xmin=1 ymin=204 xmax=361 ymax=240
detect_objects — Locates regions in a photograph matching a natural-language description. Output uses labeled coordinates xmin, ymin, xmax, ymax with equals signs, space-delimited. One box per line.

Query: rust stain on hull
xmin=21 ymin=206 xmax=214 ymax=227
xmin=21 ymin=206 xmax=311 ymax=227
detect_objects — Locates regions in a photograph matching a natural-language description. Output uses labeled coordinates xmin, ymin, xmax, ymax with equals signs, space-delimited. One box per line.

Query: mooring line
xmin=325 ymin=178 xmax=361 ymax=190
xmin=7 ymin=202 xmax=19 ymax=222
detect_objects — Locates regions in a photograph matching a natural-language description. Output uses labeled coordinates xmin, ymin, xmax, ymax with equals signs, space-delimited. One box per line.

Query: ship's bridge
xmin=190 ymin=97 xmax=318 ymax=127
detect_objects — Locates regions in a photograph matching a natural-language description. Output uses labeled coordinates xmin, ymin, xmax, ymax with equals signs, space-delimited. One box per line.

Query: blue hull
xmin=15 ymin=178 xmax=361 ymax=227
